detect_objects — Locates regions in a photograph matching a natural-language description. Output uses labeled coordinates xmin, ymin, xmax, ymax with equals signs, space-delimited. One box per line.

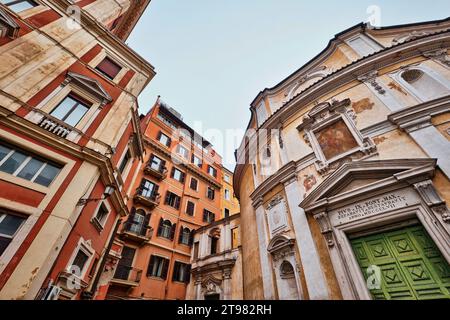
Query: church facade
xmin=234 ymin=18 xmax=450 ymax=300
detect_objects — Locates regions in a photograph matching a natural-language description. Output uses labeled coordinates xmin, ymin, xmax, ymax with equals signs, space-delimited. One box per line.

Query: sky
xmin=127 ymin=0 xmax=450 ymax=170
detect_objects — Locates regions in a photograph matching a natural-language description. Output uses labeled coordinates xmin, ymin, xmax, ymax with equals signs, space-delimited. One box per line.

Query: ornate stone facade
xmin=234 ymin=17 xmax=450 ymax=300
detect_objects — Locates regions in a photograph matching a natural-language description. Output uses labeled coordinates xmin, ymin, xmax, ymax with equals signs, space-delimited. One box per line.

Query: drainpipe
xmin=81 ymin=218 xmax=122 ymax=300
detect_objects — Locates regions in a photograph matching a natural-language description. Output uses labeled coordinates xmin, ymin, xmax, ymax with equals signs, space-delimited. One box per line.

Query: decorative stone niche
xmin=266 ymin=195 xmax=289 ymax=237
xmin=297 ymin=99 xmax=377 ymax=175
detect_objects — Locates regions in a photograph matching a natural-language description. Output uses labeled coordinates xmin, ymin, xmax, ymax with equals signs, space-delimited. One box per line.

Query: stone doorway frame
xmin=300 ymin=159 xmax=450 ymax=300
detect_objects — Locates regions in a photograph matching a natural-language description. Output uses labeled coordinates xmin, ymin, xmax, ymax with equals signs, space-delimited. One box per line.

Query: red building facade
xmin=106 ymin=99 xmax=224 ymax=300
xmin=0 ymin=0 xmax=154 ymax=299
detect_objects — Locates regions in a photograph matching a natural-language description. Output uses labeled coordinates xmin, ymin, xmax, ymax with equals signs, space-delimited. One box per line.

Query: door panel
xmin=351 ymin=225 xmax=450 ymax=300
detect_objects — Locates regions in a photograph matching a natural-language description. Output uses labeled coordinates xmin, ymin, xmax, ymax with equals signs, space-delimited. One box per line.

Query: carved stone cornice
xmin=357 ymin=70 xmax=386 ymax=95
xmin=250 ymin=154 xmax=316 ymax=204
xmin=388 ymin=94 xmax=450 ymax=133
xmin=414 ymin=180 xmax=450 ymax=223
xmin=423 ymin=48 xmax=450 ymax=67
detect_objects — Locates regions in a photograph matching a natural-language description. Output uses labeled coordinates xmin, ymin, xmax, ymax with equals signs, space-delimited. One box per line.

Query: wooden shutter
xmin=141 ymin=214 xmax=151 ymax=236
xmin=165 ymin=192 xmax=171 ymax=205
xmin=127 ymin=207 xmax=136 ymax=222
xmin=212 ymin=213 xmax=216 ymax=222
xmin=189 ymin=230 xmax=195 ymax=247
xmin=167 ymin=137 xmax=172 ymax=148
xmin=181 ymin=172 xmax=186 ymax=183
xmin=157 ymin=218 xmax=164 ymax=236
xmin=203 ymin=209 xmax=207 ymax=222
xmin=170 ymin=223 xmax=177 ymax=240
xmin=170 ymin=167 xmax=175 ymax=178
xmin=161 ymin=259 xmax=169 ymax=279
xmin=185 ymin=264 xmax=192 ymax=283
xmin=172 ymin=262 xmax=180 ymax=281
xmin=147 ymin=256 xmax=155 ymax=276
xmin=156 ymin=131 xmax=162 ymax=141
xmin=178 ymin=226 xmax=184 ymax=244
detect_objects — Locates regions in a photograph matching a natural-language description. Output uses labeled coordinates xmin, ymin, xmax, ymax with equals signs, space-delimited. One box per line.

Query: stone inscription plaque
xmin=330 ymin=189 xmax=418 ymax=225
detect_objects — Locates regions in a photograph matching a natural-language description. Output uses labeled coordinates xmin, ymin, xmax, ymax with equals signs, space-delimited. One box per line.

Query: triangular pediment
xmin=66 ymin=72 xmax=112 ymax=104
xmin=300 ymin=159 xmax=437 ymax=211
xmin=0 ymin=8 xmax=19 ymax=29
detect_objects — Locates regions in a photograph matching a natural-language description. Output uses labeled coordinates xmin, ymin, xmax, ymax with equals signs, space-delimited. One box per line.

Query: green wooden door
xmin=350 ymin=225 xmax=450 ymax=300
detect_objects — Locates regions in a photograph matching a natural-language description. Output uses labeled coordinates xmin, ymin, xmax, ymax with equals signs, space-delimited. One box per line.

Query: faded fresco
xmin=315 ymin=120 xmax=358 ymax=160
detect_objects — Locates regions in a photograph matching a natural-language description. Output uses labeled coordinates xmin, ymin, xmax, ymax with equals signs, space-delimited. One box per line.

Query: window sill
xmin=147 ymin=276 xmax=166 ymax=282
xmin=0 ymin=172 xmax=49 ymax=194
xmin=91 ymin=218 xmax=104 ymax=233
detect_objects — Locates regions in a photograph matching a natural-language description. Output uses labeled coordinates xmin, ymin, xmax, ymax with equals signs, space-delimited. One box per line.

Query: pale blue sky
xmin=127 ymin=0 xmax=450 ymax=170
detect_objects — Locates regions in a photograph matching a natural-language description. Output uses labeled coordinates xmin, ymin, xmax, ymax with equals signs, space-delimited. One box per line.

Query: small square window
xmin=94 ymin=203 xmax=109 ymax=226
xmin=157 ymin=132 xmax=171 ymax=148
xmin=207 ymin=165 xmax=217 ymax=178
xmin=186 ymin=201 xmax=195 ymax=216
xmin=189 ymin=177 xmax=198 ymax=191
xmin=96 ymin=57 xmax=122 ymax=80
xmin=1 ymin=0 xmax=38 ymax=13
xmin=207 ymin=187 xmax=215 ymax=201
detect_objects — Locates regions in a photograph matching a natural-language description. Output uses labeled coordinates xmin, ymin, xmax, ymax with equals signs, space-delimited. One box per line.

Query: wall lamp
xmin=77 ymin=186 xmax=116 ymax=206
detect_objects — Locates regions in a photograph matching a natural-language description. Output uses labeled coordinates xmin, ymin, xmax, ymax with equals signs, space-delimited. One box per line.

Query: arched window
xmin=398 ymin=68 xmax=449 ymax=102
xmin=179 ymin=227 xmax=193 ymax=246
xmin=157 ymin=218 xmax=175 ymax=240
xmin=125 ymin=208 xmax=150 ymax=236
xmin=209 ymin=228 xmax=221 ymax=255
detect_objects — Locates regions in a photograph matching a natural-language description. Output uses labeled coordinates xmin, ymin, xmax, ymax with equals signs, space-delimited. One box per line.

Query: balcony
xmin=111 ymin=266 xmax=142 ymax=287
xmin=144 ymin=163 xmax=168 ymax=180
xmin=133 ymin=189 xmax=161 ymax=208
xmin=120 ymin=221 xmax=153 ymax=244
xmin=38 ymin=115 xmax=73 ymax=139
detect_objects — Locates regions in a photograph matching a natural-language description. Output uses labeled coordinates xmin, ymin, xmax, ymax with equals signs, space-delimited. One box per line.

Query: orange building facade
xmin=106 ymin=99 xmax=224 ymax=300
xmin=0 ymin=0 xmax=155 ymax=300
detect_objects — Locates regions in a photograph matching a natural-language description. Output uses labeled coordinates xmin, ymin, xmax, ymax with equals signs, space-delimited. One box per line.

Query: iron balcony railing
xmin=113 ymin=265 xmax=142 ymax=285
xmin=122 ymin=221 xmax=152 ymax=238
xmin=144 ymin=162 xmax=168 ymax=180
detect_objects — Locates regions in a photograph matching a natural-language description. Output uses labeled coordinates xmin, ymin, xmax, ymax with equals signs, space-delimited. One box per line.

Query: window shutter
xmin=203 ymin=210 xmax=207 ymax=222
xmin=212 ymin=213 xmax=216 ymax=222
xmin=172 ymin=262 xmax=180 ymax=281
xmin=161 ymin=160 xmax=166 ymax=170
xmin=127 ymin=207 xmax=136 ymax=222
xmin=170 ymin=167 xmax=175 ymax=178
xmin=178 ymin=226 xmax=184 ymax=244
xmin=147 ymin=256 xmax=155 ymax=276
xmin=189 ymin=230 xmax=195 ymax=247
xmin=157 ymin=131 xmax=162 ymax=141
xmin=167 ymin=137 xmax=172 ymax=148
xmin=161 ymin=259 xmax=169 ymax=279
xmin=142 ymin=214 xmax=151 ymax=236
xmin=181 ymin=172 xmax=186 ymax=183
xmin=170 ymin=223 xmax=177 ymax=240
xmin=174 ymin=196 xmax=180 ymax=210
xmin=186 ymin=265 xmax=192 ymax=283
xmin=157 ymin=218 xmax=164 ymax=236
xmin=154 ymin=184 xmax=159 ymax=197
xmin=165 ymin=192 xmax=170 ymax=205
